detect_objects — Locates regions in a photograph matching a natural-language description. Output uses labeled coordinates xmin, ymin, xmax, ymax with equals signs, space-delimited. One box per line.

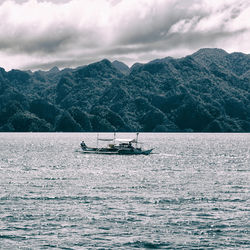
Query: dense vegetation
xmin=0 ymin=48 xmax=249 ymax=132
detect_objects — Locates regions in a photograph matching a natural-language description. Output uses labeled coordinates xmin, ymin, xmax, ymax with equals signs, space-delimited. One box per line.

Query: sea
xmin=0 ymin=133 xmax=249 ymax=249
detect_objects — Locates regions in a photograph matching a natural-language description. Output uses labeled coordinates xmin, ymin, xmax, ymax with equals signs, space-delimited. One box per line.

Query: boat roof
xmin=115 ymin=139 xmax=136 ymax=143
xmin=98 ymin=138 xmax=114 ymax=141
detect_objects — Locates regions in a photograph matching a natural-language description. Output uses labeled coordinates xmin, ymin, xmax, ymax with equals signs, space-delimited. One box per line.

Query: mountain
xmin=0 ymin=48 xmax=249 ymax=132
xmin=112 ymin=60 xmax=130 ymax=75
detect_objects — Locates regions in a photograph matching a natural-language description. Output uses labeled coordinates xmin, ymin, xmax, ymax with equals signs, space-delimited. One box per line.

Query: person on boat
xmin=81 ymin=141 xmax=86 ymax=149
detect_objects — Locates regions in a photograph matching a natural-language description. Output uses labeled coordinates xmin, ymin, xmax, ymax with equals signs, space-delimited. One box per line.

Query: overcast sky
xmin=0 ymin=0 xmax=249 ymax=70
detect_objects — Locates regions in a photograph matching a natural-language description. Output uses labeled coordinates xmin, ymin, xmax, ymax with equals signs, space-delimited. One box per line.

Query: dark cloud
xmin=123 ymin=2 xmax=206 ymax=42
xmin=0 ymin=30 xmax=75 ymax=54
xmin=0 ymin=27 xmax=98 ymax=55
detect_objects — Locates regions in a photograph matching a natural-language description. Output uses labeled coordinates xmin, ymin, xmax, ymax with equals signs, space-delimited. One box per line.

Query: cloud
xmin=0 ymin=0 xmax=249 ymax=70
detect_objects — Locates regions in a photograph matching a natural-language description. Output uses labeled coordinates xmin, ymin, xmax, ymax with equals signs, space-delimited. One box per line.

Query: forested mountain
xmin=0 ymin=48 xmax=249 ymax=132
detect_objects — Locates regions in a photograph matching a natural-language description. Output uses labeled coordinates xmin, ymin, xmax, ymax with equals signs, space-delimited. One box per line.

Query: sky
xmin=0 ymin=0 xmax=249 ymax=71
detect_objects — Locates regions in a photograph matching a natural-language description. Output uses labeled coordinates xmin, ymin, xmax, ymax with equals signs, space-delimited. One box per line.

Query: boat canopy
xmin=98 ymin=138 xmax=114 ymax=141
xmin=115 ymin=139 xmax=137 ymax=143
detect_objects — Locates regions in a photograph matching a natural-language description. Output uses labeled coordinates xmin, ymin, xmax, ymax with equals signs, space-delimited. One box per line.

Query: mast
xmin=136 ymin=132 xmax=139 ymax=148
xmin=97 ymin=133 xmax=99 ymax=148
xmin=113 ymin=132 xmax=116 ymax=144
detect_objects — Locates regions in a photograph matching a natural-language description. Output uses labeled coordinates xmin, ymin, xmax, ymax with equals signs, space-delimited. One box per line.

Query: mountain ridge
xmin=0 ymin=48 xmax=249 ymax=132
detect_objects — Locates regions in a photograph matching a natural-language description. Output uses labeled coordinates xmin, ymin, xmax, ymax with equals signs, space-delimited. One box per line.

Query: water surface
xmin=0 ymin=133 xmax=249 ymax=249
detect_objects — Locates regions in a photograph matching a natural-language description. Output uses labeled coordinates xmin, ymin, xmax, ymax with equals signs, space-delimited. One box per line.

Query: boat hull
xmin=81 ymin=147 xmax=153 ymax=155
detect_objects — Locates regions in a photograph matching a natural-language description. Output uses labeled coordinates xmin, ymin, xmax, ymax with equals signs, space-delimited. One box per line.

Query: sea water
xmin=0 ymin=133 xmax=249 ymax=249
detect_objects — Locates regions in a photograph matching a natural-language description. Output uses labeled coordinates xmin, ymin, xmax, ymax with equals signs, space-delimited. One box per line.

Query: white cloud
xmin=0 ymin=0 xmax=249 ymax=70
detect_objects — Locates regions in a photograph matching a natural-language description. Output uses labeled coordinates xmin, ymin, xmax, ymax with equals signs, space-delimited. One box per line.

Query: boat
xmin=80 ymin=133 xmax=153 ymax=155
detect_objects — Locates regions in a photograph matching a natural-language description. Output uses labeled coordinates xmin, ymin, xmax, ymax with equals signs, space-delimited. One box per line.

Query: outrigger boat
xmin=80 ymin=133 xmax=153 ymax=155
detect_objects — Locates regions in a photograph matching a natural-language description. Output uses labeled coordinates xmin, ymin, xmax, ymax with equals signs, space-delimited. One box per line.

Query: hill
xmin=0 ymin=48 xmax=249 ymax=132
